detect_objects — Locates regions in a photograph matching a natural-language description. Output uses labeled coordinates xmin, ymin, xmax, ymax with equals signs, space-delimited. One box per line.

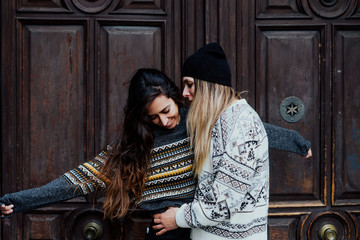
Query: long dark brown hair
xmin=100 ymin=68 xmax=183 ymax=219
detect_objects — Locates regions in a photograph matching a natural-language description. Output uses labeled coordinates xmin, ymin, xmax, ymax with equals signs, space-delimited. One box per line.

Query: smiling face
xmin=146 ymin=95 xmax=180 ymax=129
xmin=182 ymin=77 xmax=195 ymax=101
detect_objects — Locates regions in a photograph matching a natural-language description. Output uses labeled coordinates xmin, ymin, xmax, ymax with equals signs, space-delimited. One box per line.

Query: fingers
xmin=152 ymin=224 xmax=164 ymax=230
xmin=4 ymin=204 xmax=14 ymax=210
xmin=156 ymin=228 xmax=168 ymax=236
xmin=1 ymin=204 xmax=14 ymax=216
xmin=153 ymin=217 xmax=161 ymax=224
xmin=305 ymin=148 xmax=312 ymax=158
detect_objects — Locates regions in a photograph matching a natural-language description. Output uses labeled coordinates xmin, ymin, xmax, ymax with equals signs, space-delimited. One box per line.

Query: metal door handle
xmin=83 ymin=222 xmax=103 ymax=240
xmin=319 ymin=224 xmax=338 ymax=240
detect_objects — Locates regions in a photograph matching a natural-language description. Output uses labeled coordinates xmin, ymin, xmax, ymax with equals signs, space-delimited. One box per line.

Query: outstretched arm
xmin=0 ymin=176 xmax=84 ymax=216
xmin=263 ymin=122 xmax=311 ymax=157
xmin=0 ymin=148 xmax=112 ymax=217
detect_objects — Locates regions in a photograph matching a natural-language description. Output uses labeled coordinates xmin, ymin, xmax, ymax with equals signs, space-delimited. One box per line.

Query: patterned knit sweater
xmin=0 ymin=107 xmax=310 ymax=216
xmin=176 ymin=100 xmax=269 ymax=240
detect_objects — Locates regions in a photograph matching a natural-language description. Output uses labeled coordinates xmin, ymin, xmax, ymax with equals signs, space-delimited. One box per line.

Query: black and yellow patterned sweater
xmin=0 ymin=108 xmax=310 ymax=215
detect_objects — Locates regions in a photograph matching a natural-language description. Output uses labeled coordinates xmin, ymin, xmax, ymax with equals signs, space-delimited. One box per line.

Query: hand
xmin=305 ymin=148 xmax=312 ymax=158
xmin=1 ymin=204 xmax=14 ymax=217
xmin=153 ymin=207 xmax=179 ymax=236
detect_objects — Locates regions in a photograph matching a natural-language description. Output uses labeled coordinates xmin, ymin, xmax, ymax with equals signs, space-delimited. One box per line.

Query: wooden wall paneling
xmin=256 ymin=25 xmax=323 ymax=205
xmin=17 ymin=0 xmax=70 ymax=13
xmin=4 ymin=0 xmax=360 ymax=239
xmin=172 ymin=0 xmax=182 ymax=85
xmin=217 ymin=0 xmax=238 ymax=91
xmin=333 ymin=25 xmax=360 ymax=206
xmin=304 ymin=0 xmax=354 ymax=19
xmin=2 ymin=0 xmax=181 ymax=238
xmin=255 ymin=2 xmax=360 ymax=240
xmin=203 ymin=0 xmax=250 ymax=101
xmin=12 ymin=19 xmax=93 ymax=239
xmin=123 ymin=210 xmax=152 ymax=240
xmin=112 ymin=0 xmax=166 ymax=14
xmin=256 ymin=0 xmax=308 ymax=19
xmin=97 ymin=21 xmax=163 ymax=146
xmin=350 ymin=3 xmax=360 ymax=17
xmin=268 ymin=215 xmax=301 ymax=240
xmin=204 ymin=0 xmax=219 ymax=44
xmin=162 ymin=0 xmax=181 ymax=85
xmin=18 ymin=20 xmax=90 ymax=188
xmin=353 ymin=212 xmax=360 ymax=237
xmin=236 ymin=0 xmax=255 ymax=103
xmin=23 ymin=214 xmax=63 ymax=240
xmin=1 ymin=1 xmax=19 ymax=239
xmin=71 ymin=0 xmax=113 ymax=14
xmin=182 ymin=0 xmax=205 ymax=61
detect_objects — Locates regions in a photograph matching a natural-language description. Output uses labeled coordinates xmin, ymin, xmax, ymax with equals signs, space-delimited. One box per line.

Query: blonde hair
xmin=187 ymin=79 xmax=240 ymax=176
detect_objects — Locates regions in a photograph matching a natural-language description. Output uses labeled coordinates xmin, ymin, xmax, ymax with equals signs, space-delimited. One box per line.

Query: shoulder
xmin=217 ymin=99 xmax=261 ymax=128
xmin=223 ymin=99 xmax=258 ymax=120
xmin=214 ymin=99 xmax=266 ymax=143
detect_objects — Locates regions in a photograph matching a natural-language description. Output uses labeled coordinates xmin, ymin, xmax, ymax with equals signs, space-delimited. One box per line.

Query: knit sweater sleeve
xmin=0 ymin=148 xmax=111 ymax=216
xmin=0 ymin=177 xmax=82 ymax=215
xmin=176 ymin=103 xmax=269 ymax=228
xmin=263 ymin=122 xmax=311 ymax=157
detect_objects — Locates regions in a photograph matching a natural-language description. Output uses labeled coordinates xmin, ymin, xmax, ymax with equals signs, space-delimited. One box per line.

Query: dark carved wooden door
xmin=1 ymin=0 xmax=181 ymax=239
xmin=253 ymin=1 xmax=360 ymax=239
xmin=182 ymin=1 xmax=360 ymax=239
xmin=2 ymin=0 xmax=360 ymax=240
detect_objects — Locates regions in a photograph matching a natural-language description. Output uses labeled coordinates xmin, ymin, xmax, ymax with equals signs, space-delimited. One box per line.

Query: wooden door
xmin=2 ymin=0 xmax=360 ymax=240
xmin=253 ymin=0 xmax=360 ymax=239
xmin=182 ymin=0 xmax=360 ymax=239
xmin=1 ymin=0 xmax=181 ymax=239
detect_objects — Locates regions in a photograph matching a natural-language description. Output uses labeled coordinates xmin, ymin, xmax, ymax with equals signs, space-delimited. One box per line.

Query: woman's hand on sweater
xmin=152 ymin=207 xmax=179 ymax=235
xmin=1 ymin=204 xmax=14 ymax=217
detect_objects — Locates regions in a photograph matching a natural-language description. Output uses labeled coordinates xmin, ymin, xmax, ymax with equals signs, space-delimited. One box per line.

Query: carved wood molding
xmin=300 ymin=211 xmax=356 ymax=240
xmin=71 ymin=0 xmax=113 ymax=13
xmin=307 ymin=0 xmax=352 ymax=18
xmin=257 ymin=0 xmax=308 ymax=19
xmin=17 ymin=0 xmax=71 ymax=12
xmin=113 ymin=0 xmax=165 ymax=14
xmin=257 ymin=0 xmax=358 ymax=19
xmin=17 ymin=0 xmax=165 ymax=14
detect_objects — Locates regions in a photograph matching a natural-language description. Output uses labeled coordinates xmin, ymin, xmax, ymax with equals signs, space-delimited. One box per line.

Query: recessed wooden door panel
xmin=18 ymin=0 xmax=70 ymax=12
xmin=256 ymin=27 xmax=322 ymax=203
xmin=18 ymin=22 xmax=89 ymax=187
xmin=98 ymin=23 xmax=163 ymax=144
xmin=113 ymin=0 xmax=165 ymax=14
xmin=257 ymin=0 xmax=308 ymax=18
xmin=333 ymin=26 xmax=360 ymax=205
xmin=24 ymin=214 xmax=63 ymax=240
xmin=268 ymin=216 xmax=300 ymax=240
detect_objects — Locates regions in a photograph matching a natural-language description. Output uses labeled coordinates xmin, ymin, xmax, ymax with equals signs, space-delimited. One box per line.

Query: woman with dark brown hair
xmin=1 ymin=68 xmax=311 ymax=240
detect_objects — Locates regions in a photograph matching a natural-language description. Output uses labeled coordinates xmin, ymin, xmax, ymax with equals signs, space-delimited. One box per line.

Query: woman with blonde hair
xmin=153 ymin=42 xmax=297 ymax=239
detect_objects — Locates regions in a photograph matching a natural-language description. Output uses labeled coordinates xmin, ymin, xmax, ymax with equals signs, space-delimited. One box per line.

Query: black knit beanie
xmin=182 ymin=42 xmax=232 ymax=87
